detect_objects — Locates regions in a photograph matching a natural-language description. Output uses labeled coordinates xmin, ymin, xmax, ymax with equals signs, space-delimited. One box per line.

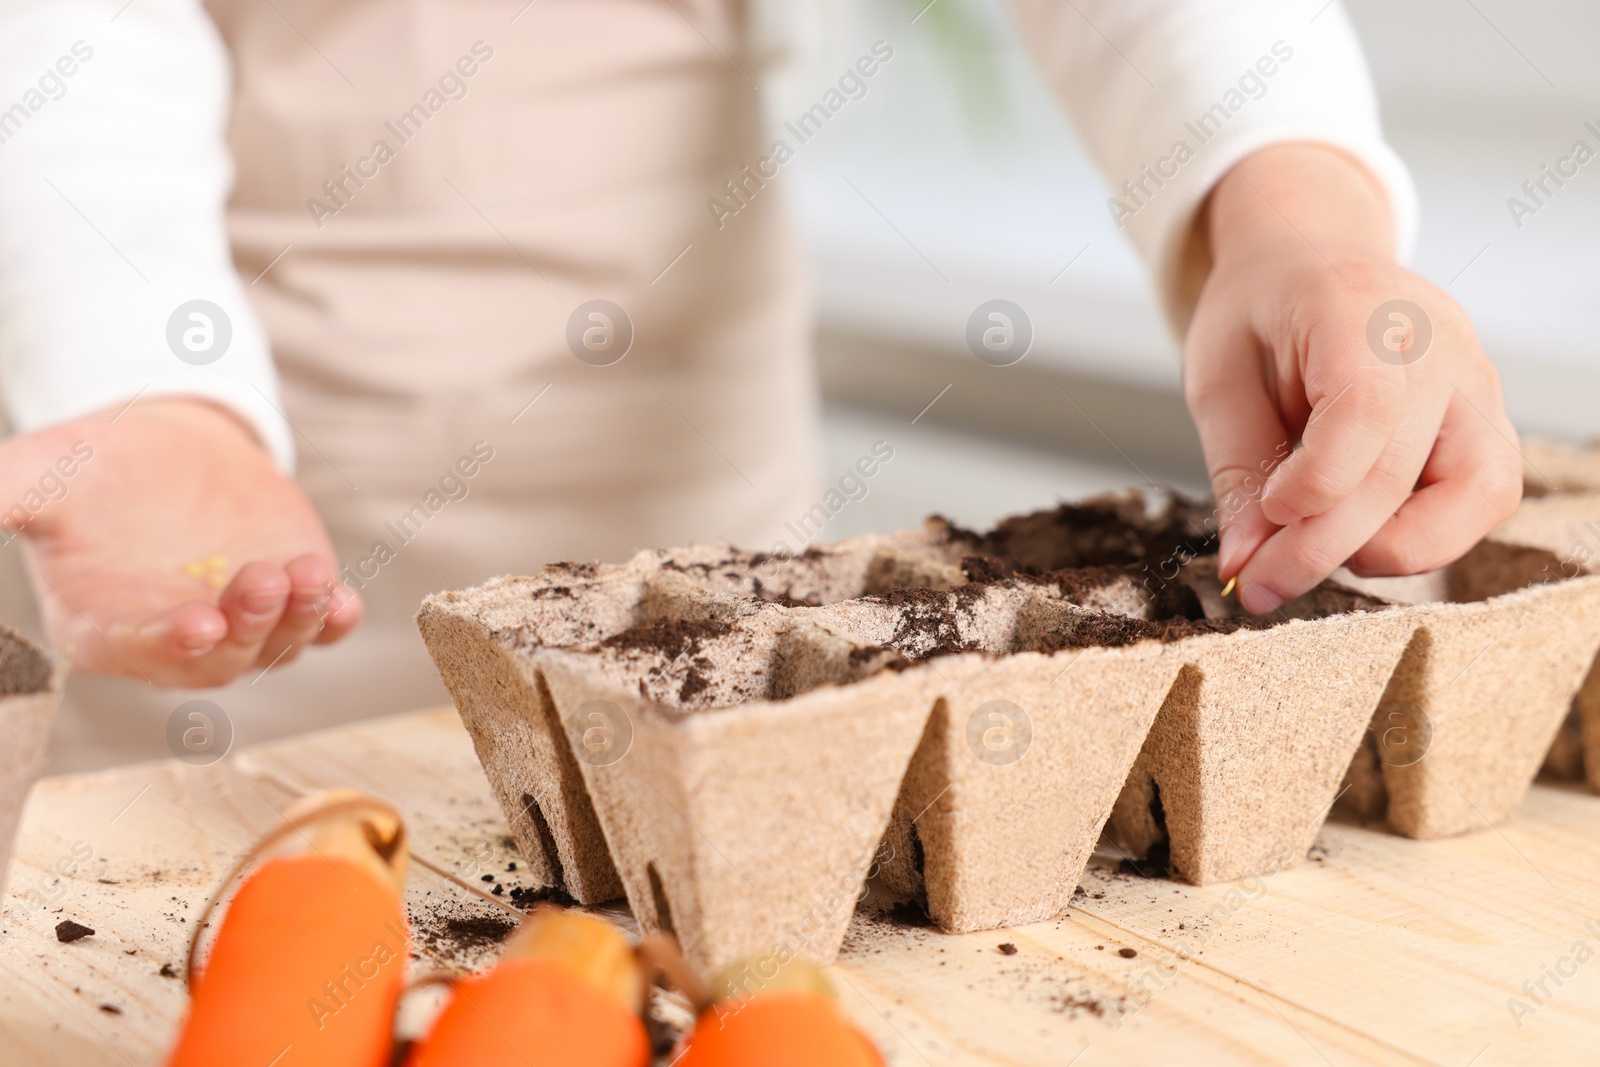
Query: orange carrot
xmin=676 ymin=956 xmax=885 ymax=1067
xmin=168 ymin=792 xmax=409 ymax=1067
xmin=406 ymin=908 xmax=649 ymax=1067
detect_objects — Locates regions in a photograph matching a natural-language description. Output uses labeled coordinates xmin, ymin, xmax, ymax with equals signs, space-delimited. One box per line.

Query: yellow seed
xmin=1220 ymin=576 xmax=1238 ymax=598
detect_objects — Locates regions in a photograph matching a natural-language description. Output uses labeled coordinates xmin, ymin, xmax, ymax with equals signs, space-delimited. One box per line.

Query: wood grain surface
xmin=3 ymin=706 xmax=1596 ymax=1066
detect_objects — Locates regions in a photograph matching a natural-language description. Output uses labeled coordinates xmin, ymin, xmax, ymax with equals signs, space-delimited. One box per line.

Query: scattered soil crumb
xmin=55 ymin=920 xmax=94 ymax=943
xmin=98 ymin=1004 xmax=121 ymax=1015
xmin=1052 ymin=990 xmax=1126 ymax=1019
xmin=159 ymin=963 xmax=178 ymax=979
xmin=602 ymin=618 xmax=733 ymax=705
xmin=444 ymin=914 xmax=515 ymax=950
xmin=998 ymin=943 xmax=1018 ymax=956
xmin=1118 ymin=947 xmax=1138 ymax=959
xmin=508 ymin=884 xmax=577 ymax=910
xmin=409 ymin=901 xmax=519 ymax=968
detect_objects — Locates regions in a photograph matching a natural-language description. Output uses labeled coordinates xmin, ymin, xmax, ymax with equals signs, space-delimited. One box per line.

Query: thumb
xmin=1182 ymin=331 xmax=1295 ymax=585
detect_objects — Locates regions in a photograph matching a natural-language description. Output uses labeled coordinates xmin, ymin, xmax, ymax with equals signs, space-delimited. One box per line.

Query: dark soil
xmin=0 ymin=634 xmax=51 ymax=695
xmin=505 ymin=884 xmax=576 ymax=909
xmin=603 ymin=618 xmax=732 ymax=659
xmin=1117 ymin=840 xmax=1172 ymax=879
xmin=1033 ymin=564 xmax=1145 ymax=602
xmin=675 ymin=670 xmax=711 ymax=703
xmin=847 ymin=645 xmax=895 ymax=669
xmin=959 ymin=555 xmax=1010 ymax=584
xmin=603 ymin=618 xmax=733 ymax=703
xmin=1042 ymin=613 xmax=1270 ymax=651
xmin=872 ymin=586 xmax=991 ymax=659
xmin=54 ymin=920 xmax=94 ymax=943
xmin=409 ymin=905 xmax=518 ymax=962
xmin=937 ymin=495 xmax=1217 ymax=575
xmin=1148 ymin=577 xmax=1208 ymax=620
xmin=446 ymin=914 xmax=514 ymax=947
xmin=886 ymin=899 xmax=934 ymax=928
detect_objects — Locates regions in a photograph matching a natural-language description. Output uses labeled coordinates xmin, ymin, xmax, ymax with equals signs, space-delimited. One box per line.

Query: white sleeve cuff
xmin=1009 ymin=0 xmax=1418 ymax=329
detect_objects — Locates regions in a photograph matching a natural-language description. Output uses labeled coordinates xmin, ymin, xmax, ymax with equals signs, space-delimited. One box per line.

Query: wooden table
xmin=2 ymin=706 xmax=1596 ymax=1066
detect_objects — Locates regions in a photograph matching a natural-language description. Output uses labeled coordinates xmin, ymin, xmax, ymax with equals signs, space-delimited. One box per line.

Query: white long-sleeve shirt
xmin=0 ymin=0 xmax=292 ymax=467
xmin=1009 ymin=0 xmax=1416 ymax=320
xmin=0 ymin=0 xmax=1414 ymax=473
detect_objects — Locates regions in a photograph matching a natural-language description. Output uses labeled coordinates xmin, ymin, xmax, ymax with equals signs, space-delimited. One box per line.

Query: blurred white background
xmin=780 ymin=0 xmax=1600 ymax=536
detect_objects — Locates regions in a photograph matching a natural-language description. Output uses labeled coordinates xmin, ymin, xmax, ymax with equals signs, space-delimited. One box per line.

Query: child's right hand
xmin=1185 ymin=145 xmax=1523 ymax=614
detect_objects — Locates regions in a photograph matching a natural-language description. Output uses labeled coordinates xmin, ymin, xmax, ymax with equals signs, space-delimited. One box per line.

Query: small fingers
xmin=125 ymin=601 xmax=230 ymax=666
xmin=216 ymin=562 xmax=292 ymax=654
xmin=1235 ymin=425 xmax=1436 ymax=613
xmin=315 ymin=584 xmax=363 ymax=645
xmin=122 ymin=563 xmax=288 ymax=685
xmin=99 ymin=559 xmax=359 ymax=686
xmin=1183 ymin=323 xmax=1295 ymax=582
xmin=253 ymin=554 xmax=337 ymax=669
xmin=1347 ymin=385 xmax=1522 ymax=576
xmin=1212 ymin=462 xmax=1286 ymax=584
xmin=1260 ymin=354 xmax=1406 ymax=526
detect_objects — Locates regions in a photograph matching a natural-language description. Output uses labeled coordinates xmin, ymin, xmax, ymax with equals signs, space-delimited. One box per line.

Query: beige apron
xmin=41 ymin=0 xmax=823 ymax=769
